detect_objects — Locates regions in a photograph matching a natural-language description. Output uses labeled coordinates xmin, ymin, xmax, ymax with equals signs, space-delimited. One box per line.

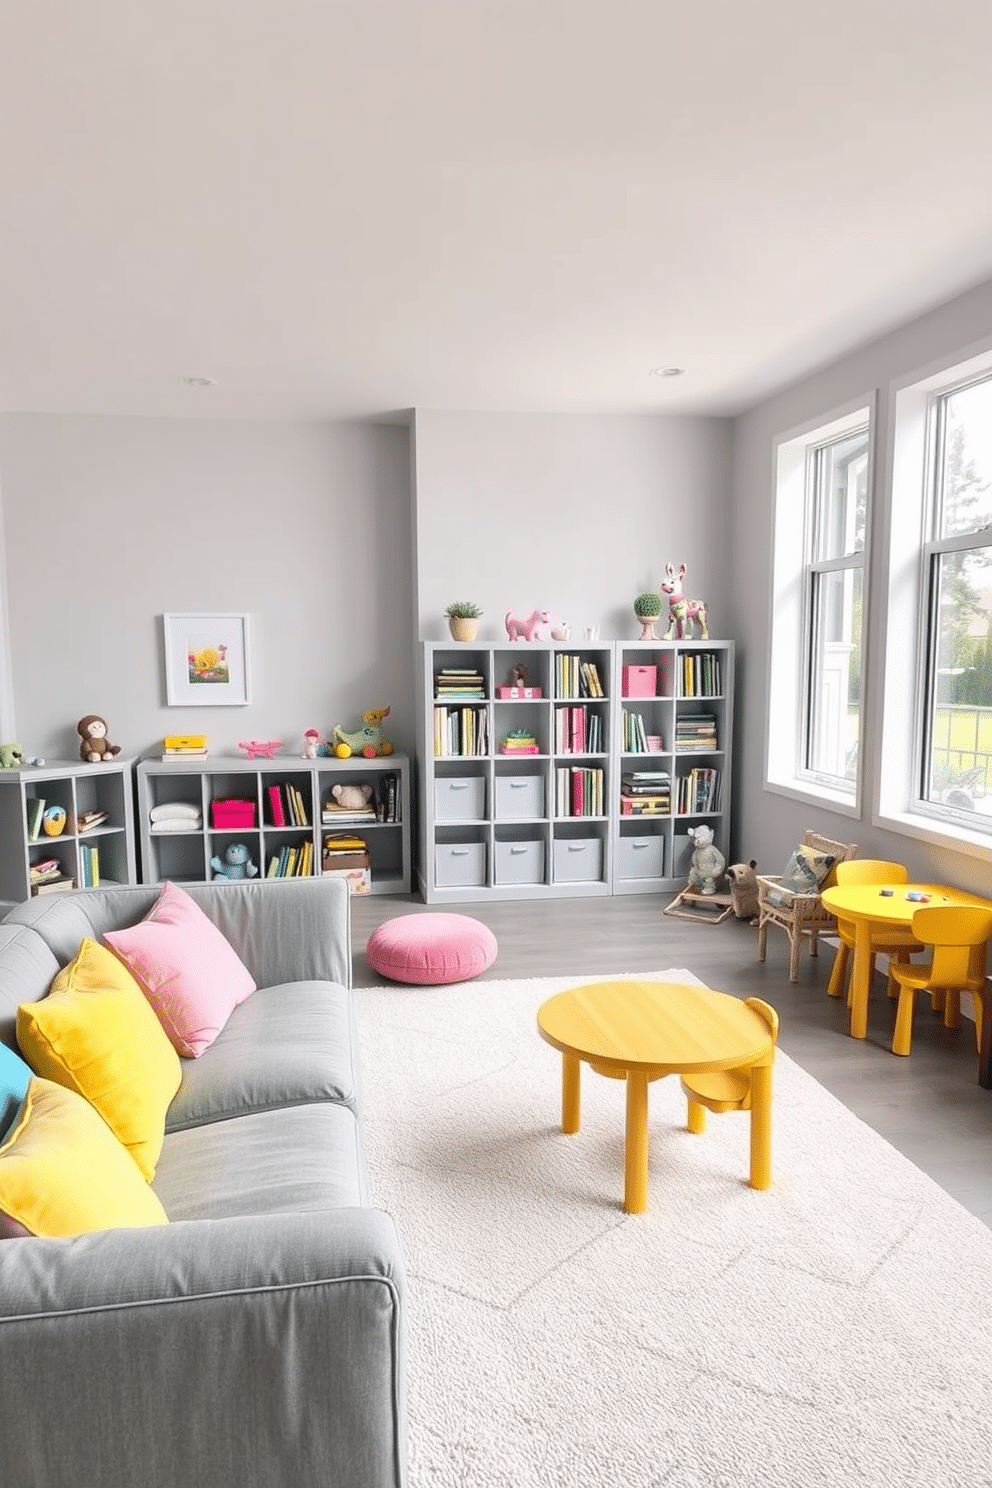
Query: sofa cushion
xmin=166 ymin=980 xmax=360 ymax=1132
xmin=154 ymin=1102 xmax=368 ymax=1220
xmin=16 ymin=939 xmax=182 ymax=1180
xmin=0 ymin=1043 xmax=31 ymax=1144
xmin=0 ymin=1077 xmax=168 ymax=1238
xmin=104 ymin=881 xmax=256 ymax=1057
xmin=0 ymin=924 xmax=62 ymax=1053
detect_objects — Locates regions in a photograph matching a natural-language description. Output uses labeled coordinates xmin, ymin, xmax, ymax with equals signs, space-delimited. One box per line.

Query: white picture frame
xmin=163 ymin=613 xmax=252 ymax=707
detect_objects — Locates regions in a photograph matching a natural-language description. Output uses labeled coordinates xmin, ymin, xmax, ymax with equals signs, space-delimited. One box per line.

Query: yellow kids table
xmin=820 ymin=882 xmax=992 ymax=1041
xmin=536 ymin=979 xmax=775 ymax=1213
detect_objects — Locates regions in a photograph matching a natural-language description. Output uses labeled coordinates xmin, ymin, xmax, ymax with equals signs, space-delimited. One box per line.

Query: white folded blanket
xmin=150 ymin=817 xmax=202 ymax=833
xmin=149 ymin=802 xmax=202 ymax=823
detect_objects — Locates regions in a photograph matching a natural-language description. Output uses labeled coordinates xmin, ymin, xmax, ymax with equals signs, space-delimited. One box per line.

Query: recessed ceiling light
xmin=650 ymin=367 xmax=685 ymax=379
xmin=180 ymin=375 xmax=217 ymax=387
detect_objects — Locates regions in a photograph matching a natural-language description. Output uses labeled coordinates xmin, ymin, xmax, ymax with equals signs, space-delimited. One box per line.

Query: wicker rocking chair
xmin=756 ymin=831 xmax=858 ymax=983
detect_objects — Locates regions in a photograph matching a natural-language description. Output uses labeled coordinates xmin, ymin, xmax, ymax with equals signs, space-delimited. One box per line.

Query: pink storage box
xmin=211 ymin=798 xmax=257 ymax=830
xmin=623 ymin=664 xmax=658 ymax=698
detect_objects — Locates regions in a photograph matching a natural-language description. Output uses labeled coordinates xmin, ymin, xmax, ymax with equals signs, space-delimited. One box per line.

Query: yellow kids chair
xmin=826 ymin=859 xmax=922 ymax=1005
xmin=889 ymin=905 xmax=992 ymax=1058
xmin=680 ymin=998 xmax=778 ymax=1190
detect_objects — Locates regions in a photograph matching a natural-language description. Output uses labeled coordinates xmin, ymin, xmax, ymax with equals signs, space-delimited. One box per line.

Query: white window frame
xmin=877 ymin=338 xmax=992 ymax=860
xmin=0 ymin=473 xmax=14 ymax=742
xmin=765 ymin=396 xmax=874 ymax=818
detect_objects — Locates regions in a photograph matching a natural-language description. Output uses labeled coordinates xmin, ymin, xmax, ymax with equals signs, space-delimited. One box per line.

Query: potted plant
xmin=633 ymin=591 xmax=663 ymax=641
xmin=445 ymin=600 xmax=483 ymax=642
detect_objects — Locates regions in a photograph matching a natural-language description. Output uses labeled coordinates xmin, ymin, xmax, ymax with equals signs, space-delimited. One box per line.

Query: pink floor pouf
xmin=367 ymin=913 xmax=498 ymax=985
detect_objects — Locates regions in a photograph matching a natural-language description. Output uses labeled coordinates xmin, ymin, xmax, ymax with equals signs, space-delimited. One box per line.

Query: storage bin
xmin=435 ymin=776 xmax=486 ymax=822
xmin=211 ymin=798 xmax=256 ymax=830
xmin=495 ymin=840 xmax=545 ymax=885
xmin=495 ymin=775 xmax=545 ymax=820
xmin=622 ymin=664 xmax=658 ymax=698
xmin=617 ymin=835 xmax=664 ymax=880
xmin=552 ymin=837 xmax=603 ymax=884
xmin=435 ymin=841 xmax=487 ymax=888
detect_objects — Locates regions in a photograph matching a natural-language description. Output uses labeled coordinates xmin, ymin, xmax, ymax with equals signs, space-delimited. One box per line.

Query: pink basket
xmin=212 ymin=799 xmax=256 ymax=830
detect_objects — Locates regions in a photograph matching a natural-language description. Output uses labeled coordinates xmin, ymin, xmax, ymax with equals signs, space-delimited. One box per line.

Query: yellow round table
xmin=536 ymin=980 xmax=775 ymax=1213
xmin=821 ymin=882 xmax=992 ymax=1041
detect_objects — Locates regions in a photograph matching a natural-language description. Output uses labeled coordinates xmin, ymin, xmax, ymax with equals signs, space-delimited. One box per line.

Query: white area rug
xmin=356 ymin=970 xmax=992 ymax=1488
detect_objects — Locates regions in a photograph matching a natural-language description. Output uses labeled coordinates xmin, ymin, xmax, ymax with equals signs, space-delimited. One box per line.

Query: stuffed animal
xmin=726 ymin=859 xmax=760 ymax=922
xmin=332 ymin=707 xmax=393 ymax=759
xmin=210 ymin=842 xmax=259 ymax=880
xmin=0 ymin=743 xmax=24 ymax=769
xmin=504 ymin=608 xmax=551 ymax=642
xmin=687 ymin=824 xmax=726 ymax=896
xmin=77 ymin=716 xmax=120 ymax=763
xmin=331 ymin=782 xmax=374 ymax=811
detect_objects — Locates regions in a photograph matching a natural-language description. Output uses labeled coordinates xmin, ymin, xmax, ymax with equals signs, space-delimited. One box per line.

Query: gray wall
xmin=0 ymin=415 xmax=414 ymax=762
xmin=729 ymin=275 xmax=992 ymax=896
xmin=413 ymin=410 xmax=732 ymax=645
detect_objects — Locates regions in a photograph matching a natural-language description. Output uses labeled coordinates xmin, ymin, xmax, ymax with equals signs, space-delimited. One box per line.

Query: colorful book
xmin=268 ymin=784 xmax=286 ymax=827
xmin=25 ymin=798 xmax=45 ymax=841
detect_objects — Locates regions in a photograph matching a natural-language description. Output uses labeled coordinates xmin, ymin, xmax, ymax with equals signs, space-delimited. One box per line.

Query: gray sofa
xmin=0 ymin=877 xmax=406 ymax=1488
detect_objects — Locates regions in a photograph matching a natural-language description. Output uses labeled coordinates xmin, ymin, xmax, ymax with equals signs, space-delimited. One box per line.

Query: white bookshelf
xmin=0 ymin=758 xmax=138 ymax=911
xmin=135 ymin=753 xmax=411 ymax=896
xmin=417 ymin=639 xmax=734 ymax=903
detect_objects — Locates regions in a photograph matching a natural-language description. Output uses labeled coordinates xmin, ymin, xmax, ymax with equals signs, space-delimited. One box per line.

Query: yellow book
xmin=164 ymin=734 xmax=207 ymax=750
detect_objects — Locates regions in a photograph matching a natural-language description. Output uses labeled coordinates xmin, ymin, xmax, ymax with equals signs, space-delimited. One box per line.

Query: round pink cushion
xmin=367 ymin=913 xmax=497 ymax=985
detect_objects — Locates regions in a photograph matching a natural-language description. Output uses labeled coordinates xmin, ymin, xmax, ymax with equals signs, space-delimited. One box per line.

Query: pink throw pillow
xmin=104 ymin=882 xmax=256 ymax=1057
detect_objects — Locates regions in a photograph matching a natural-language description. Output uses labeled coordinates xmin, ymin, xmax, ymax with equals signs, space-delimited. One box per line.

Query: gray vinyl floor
xmin=351 ymin=891 xmax=992 ymax=1229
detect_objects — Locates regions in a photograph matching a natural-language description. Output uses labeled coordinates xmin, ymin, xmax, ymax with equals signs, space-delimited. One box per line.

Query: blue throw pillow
xmin=0 ymin=1043 xmax=32 ymax=1144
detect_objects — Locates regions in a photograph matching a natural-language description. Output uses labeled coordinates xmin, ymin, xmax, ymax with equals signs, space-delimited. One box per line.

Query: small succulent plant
xmin=444 ymin=600 xmax=483 ymax=619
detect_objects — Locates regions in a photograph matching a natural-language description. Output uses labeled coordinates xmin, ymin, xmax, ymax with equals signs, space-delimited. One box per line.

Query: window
xmin=766 ymin=401 xmax=872 ymax=816
xmin=918 ymin=375 xmax=992 ymax=826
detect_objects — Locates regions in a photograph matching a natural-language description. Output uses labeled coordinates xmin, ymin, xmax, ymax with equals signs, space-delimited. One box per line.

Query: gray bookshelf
xmin=0 ymin=757 xmax=138 ymax=911
xmin=135 ymin=753 xmax=410 ymax=895
xmin=417 ymin=639 xmax=734 ymax=903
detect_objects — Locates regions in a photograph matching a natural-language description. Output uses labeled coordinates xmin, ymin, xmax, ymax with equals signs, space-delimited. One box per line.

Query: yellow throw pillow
xmin=0 ymin=1077 xmax=168 ymax=1237
xmin=17 ymin=939 xmax=182 ymax=1181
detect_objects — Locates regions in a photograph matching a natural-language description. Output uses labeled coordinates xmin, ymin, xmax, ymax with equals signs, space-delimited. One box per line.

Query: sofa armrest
xmin=0 ymin=1207 xmax=405 ymax=1488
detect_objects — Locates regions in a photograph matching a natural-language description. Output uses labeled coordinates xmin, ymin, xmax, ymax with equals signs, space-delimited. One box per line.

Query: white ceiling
xmin=3 ymin=0 xmax=992 ymax=423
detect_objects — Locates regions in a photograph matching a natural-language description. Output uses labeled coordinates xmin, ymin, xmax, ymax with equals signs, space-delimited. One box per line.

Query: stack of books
xmin=321 ymin=834 xmax=371 ymax=894
xmin=77 ymin=808 xmax=109 ymax=833
xmin=675 ymin=714 xmax=718 ymax=751
xmin=555 ymin=655 xmax=605 ymax=699
xmin=321 ymin=795 xmax=377 ymax=825
xmin=30 ymin=857 xmax=74 ymax=895
xmin=555 ymin=765 xmax=604 ymax=817
xmin=500 ymin=730 xmax=540 ymax=756
xmin=162 ymin=734 xmax=209 ymax=761
xmin=267 ymin=782 xmax=309 ymax=827
xmin=555 ymin=706 xmax=603 ymax=755
xmin=434 ymin=668 xmax=486 ymax=700
xmin=620 ymin=770 xmax=671 ymax=815
xmin=79 ymin=844 xmax=101 ymax=888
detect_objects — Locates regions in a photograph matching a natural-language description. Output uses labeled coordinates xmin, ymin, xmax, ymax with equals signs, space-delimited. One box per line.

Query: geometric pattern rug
xmin=356 ymin=970 xmax=992 ymax=1488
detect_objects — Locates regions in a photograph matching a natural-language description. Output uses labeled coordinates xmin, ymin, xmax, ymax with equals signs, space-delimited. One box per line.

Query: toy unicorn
xmin=661 ymin=562 xmax=709 ymax=640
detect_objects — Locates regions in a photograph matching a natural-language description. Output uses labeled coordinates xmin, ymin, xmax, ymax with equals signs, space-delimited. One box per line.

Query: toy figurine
xmin=726 ymin=859 xmax=759 ymax=921
xmin=77 ymin=715 xmax=121 ymax=763
xmin=332 ymin=707 xmax=394 ymax=759
xmin=686 ymin=824 xmax=725 ymax=896
xmin=238 ymin=739 xmax=283 ymax=760
xmin=504 ymin=608 xmax=551 ymax=642
xmin=302 ymin=729 xmax=324 ymax=759
xmin=0 ymin=743 xmax=24 ymax=768
xmin=661 ymin=563 xmax=709 ymax=640
xmin=210 ymin=843 xmax=259 ymax=880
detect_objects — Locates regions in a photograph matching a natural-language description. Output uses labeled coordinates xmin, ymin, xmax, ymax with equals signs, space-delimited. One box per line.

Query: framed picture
xmin=163 ymin=613 xmax=252 ymax=707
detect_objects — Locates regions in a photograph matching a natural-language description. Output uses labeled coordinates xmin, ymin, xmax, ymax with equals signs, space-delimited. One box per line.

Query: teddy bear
xmin=78 ymin=715 xmax=121 ymax=764
xmin=726 ymin=859 xmax=760 ymax=922
xmin=687 ymin=824 xmax=726 ymax=896
xmin=331 ymin=782 xmax=374 ymax=811
xmin=210 ymin=842 xmax=259 ymax=880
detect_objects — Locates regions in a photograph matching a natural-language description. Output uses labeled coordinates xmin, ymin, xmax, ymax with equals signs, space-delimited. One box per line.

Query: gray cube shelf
xmin=417 ymin=638 xmax=734 ymax=902
xmin=136 ymin=753 xmax=410 ymax=896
